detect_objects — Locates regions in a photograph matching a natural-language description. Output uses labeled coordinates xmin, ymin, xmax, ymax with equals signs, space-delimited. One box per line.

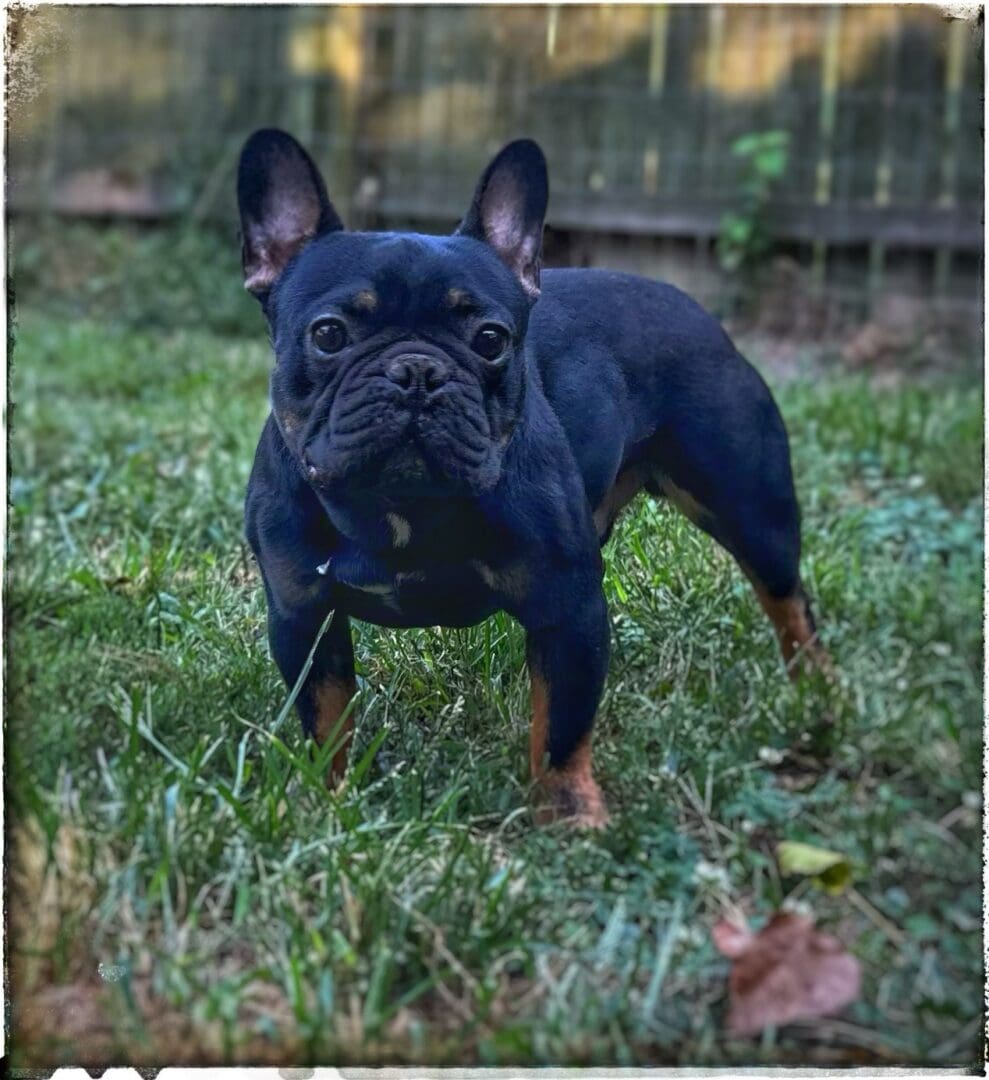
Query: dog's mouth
xmin=303 ymin=424 xmax=501 ymax=500
xmin=374 ymin=440 xmax=435 ymax=486
xmin=340 ymin=439 xmax=445 ymax=498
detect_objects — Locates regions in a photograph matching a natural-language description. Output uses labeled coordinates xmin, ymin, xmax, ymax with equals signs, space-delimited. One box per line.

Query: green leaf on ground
xmin=777 ymin=841 xmax=853 ymax=895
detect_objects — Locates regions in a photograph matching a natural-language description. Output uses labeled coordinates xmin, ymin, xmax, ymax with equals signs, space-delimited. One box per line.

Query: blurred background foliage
xmin=7 ymin=3 xmax=984 ymax=357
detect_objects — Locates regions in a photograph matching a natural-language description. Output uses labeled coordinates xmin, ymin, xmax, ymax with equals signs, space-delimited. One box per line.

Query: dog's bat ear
xmin=456 ymin=139 xmax=548 ymax=299
xmin=237 ymin=129 xmax=343 ymax=300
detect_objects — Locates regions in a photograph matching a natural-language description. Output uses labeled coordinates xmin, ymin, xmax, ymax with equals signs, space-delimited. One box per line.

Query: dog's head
xmin=237 ymin=129 xmax=548 ymax=505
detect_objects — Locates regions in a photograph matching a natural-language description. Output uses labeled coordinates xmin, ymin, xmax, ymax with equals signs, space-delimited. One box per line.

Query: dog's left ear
xmin=237 ymin=128 xmax=343 ymax=299
xmin=456 ymin=139 xmax=548 ymax=299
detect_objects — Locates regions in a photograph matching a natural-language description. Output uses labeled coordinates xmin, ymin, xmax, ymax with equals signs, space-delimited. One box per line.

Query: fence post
xmin=642 ymin=5 xmax=669 ymax=196
xmin=812 ymin=5 xmax=842 ymax=294
xmin=320 ymin=5 xmax=366 ymax=225
xmin=867 ymin=8 xmax=902 ymax=310
xmin=934 ymin=17 xmax=968 ymax=299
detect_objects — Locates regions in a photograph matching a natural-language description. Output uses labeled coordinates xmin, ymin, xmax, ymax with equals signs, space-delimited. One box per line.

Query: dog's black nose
xmin=386 ymin=355 xmax=449 ymax=393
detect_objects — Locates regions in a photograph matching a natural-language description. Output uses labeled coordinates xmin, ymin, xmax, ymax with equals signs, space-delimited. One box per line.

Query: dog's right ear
xmin=456 ymin=139 xmax=548 ymax=299
xmin=237 ymin=129 xmax=343 ymax=299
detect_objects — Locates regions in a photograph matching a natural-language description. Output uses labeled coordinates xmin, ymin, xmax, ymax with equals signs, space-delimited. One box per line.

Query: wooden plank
xmin=769 ymin=4 xmax=796 ymax=202
xmin=868 ymin=7 xmax=902 ymax=304
xmin=935 ymin=17 xmax=969 ymax=296
xmin=813 ymin=5 xmax=843 ymax=287
xmin=700 ymin=4 xmax=725 ymax=200
xmin=545 ymin=4 xmax=559 ymax=58
xmin=641 ymin=4 xmax=669 ymax=196
xmin=365 ymin=192 xmax=982 ymax=251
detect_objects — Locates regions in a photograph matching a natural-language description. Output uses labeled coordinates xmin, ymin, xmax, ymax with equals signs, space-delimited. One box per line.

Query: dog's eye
xmin=472 ymin=324 xmax=510 ymax=362
xmin=311 ymin=318 xmax=348 ymax=355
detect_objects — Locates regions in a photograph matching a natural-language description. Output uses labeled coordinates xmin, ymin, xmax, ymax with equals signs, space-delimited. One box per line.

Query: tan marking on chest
xmin=385 ymin=512 xmax=412 ymax=548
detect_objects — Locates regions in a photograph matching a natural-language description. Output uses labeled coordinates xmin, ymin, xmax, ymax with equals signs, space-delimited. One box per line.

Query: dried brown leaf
xmin=712 ymin=912 xmax=861 ymax=1036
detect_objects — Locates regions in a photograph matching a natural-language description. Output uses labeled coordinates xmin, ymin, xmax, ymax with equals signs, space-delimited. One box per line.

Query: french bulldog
xmin=238 ymin=129 xmax=829 ymax=828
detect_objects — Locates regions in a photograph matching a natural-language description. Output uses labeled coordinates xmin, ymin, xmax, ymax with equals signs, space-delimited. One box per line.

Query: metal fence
xmin=8 ymin=4 xmax=984 ymax=328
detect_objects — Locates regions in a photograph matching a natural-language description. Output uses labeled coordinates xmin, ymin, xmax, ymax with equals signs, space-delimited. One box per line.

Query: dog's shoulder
xmin=245 ymin=415 xmax=333 ymax=557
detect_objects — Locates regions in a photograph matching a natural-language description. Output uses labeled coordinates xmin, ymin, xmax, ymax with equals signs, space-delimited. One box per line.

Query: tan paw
xmin=534 ymin=772 xmax=611 ymax=830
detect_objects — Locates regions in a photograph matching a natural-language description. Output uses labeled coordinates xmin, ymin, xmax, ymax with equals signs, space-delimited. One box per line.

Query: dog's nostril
xmin=423 ymin=361 xmax=447 ymax=392
xmin=386 ymin=359 xmax=415 ymax=389
xmin=386 ymin=356 xmax=449 ymax=392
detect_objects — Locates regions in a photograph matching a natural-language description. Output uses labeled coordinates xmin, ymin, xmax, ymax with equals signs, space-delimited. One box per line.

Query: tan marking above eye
xmin=445 ymin=287 xmax=473 ymax=309
xmin=352 ymin=289 xmax=379 ymax=312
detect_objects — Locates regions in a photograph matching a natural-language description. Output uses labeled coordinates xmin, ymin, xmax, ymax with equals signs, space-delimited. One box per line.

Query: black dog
xmin=239 ymin=129 xmax=829 ymax=827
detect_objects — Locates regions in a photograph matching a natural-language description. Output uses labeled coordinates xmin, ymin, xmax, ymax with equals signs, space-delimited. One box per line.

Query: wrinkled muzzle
xmin=302 ymin=342 xmax=502 ymax=497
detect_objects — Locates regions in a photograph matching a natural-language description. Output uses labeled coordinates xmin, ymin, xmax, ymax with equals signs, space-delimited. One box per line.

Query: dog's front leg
xmin=523 ymin=584 xmax=611 ymax=829
xmin=266 ymin=596 xmax=357 ymax=786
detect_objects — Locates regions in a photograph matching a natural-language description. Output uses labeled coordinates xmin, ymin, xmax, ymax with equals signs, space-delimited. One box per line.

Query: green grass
xmin=7 ymin=309 xmax=983 ymax=1068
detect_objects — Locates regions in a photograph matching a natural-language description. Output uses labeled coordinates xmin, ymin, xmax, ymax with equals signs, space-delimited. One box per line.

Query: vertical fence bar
xmin=642 ymin=4 xmax=669 ymax=196
xmin=769 ymin=5 xmax=793 ymax=190
xmin=289 ymin=6 xmax=318 ymax=149
xmin=701 ymin=4 xmax=725 ymax=200
xmin=415 ymin=5 xmax=435 ymax=199
xmin=350 ymin=5 xmax=379 ymax=228
xmin=867 ymin=8 xmax=902 ymax=307
xmin=697 ymin=4 xmax=725 ymax=289
xmin=41 ymin=7 xmax=67 ymax=209
xmin=812 ymin=5 xmax=842 ymax=290
xmin=934 ymin=17 xmax=968 ymax=298
xmin=512 ymin=11 xmax=533 ymax=144
xmin=545 ymin=3 xmax=559 ymax=59
xmin=389 ymin=2 xmax=412 ymax=182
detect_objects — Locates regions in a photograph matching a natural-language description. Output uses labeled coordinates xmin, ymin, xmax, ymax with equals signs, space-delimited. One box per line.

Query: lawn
xmin=7 ymin=305 xmax=983 ymax=1068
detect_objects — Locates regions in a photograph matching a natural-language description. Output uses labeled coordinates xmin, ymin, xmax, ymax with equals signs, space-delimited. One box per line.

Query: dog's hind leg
xmin=643 ymin=362 xmax=831 ymax=677
xmin=749 ymin=578 xmax=832 ymax=677
xmin=651 ymin=467 xmax=830 ymax=677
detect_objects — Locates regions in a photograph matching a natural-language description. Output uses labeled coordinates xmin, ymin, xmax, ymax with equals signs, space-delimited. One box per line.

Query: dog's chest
xmin=322 ymin=506 xmax=522 ymax=628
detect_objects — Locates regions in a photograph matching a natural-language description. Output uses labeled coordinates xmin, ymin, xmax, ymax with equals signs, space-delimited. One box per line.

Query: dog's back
xmin=531 ymin=268 xmax=782 ymax=512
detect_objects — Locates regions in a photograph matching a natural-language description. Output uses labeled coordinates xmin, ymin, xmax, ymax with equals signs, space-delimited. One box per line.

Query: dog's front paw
xmin=534 ymin=771 xmax=610 ymax=830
